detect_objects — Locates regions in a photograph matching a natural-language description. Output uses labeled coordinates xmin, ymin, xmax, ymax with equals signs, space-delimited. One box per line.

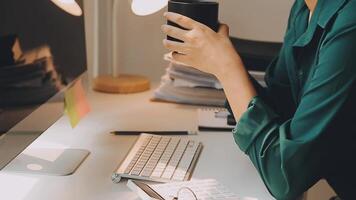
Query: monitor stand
xmin=3 ymin=148 xmax=90 ymax=176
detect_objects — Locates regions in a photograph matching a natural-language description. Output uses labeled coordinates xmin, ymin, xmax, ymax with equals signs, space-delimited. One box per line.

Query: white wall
xmin=84 ymin=0 xmax=295 ymax=81
xmin=84 ymin=0 xmax=96 ymax=82
xmin=219 ymin=0 xmax=294 ymax=41
xmin=84 ymin=0 xmax=113 ymax=80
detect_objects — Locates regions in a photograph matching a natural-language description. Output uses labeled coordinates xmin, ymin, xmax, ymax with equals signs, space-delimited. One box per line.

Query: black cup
xmin=167 ymin=0 xmax=219 ymax=42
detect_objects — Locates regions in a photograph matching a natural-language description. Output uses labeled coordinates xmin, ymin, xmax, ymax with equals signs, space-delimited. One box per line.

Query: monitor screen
xmin=0 ymin=0 xmax=87 ymax=169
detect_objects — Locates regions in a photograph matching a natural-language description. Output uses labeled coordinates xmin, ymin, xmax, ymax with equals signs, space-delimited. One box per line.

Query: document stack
xmin=249 ymin=70 xmax=267 ymax=88
xmin=153 ymin=62 xmax=266 ymax=107
xmin=153 ymin=63 xmax=226 ymax=107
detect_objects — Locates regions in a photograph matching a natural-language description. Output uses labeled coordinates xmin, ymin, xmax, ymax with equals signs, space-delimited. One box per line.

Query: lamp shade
xmin=130 ymin=0 xmax=168 ymax=16
xmin=51 ymin=0 xmax=83 ymax=16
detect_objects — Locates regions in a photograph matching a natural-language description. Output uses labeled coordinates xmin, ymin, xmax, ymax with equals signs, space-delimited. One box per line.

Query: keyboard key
xmin=124 ymin=135 xmax=152 ymax=174
xmin=172 ymin=141 xmax=200 ymax=180
xmin=140 ymin=138 xmax=171 ymax=177
xmin=150 ymin=138 xmax=180 ymax=178
xmin=130 ymin=136 xmax=162 ymax=175
xmin=161 ymin=140 xmax=189 ymax=179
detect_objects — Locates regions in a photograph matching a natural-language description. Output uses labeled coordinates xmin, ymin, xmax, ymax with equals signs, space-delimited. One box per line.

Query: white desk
xmin=0 ymin=88 xmax=274 ymax=200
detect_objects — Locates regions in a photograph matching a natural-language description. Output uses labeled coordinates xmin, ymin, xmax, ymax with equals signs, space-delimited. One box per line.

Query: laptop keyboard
xmin=112 ymin=133 xmax=203 ymax=183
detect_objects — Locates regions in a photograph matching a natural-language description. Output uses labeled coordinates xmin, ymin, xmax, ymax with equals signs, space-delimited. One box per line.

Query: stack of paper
xmin=153 ymin=61 xmax=266 ymax=107
xmin=153 ymin=63 xmax=226 ymax=107
xmin=167 ymin=64 xmax=223 ymax=89
xmin=249 ymin=70 xmax=267 ymax=88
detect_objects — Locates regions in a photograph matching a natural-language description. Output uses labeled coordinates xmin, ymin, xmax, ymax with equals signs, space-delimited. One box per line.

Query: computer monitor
xmin=0 ymin=0 xmax=89 ymax=175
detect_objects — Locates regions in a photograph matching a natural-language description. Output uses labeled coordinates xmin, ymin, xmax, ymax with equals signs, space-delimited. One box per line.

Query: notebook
xmin=198 ymin=108 xmax=236 ymax=132
xmin=127 ymin=179 xmax=258 ymax=200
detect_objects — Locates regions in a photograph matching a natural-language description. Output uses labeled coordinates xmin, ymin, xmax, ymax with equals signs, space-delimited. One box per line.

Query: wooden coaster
xmin=93 ymin=74 xmax=150 ymax=94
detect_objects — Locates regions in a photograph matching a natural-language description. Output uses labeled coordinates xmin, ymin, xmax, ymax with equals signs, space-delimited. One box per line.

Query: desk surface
xmin=0 ymin=88 xmax=273 ymax=200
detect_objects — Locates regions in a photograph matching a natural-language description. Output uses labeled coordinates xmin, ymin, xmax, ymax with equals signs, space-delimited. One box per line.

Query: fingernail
xmin=163 ymin=12 xmax=168 ymax=17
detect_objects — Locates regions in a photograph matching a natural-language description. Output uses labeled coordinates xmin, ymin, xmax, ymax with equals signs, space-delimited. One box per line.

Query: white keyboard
xmin=112 ymin=133 xmax=203 ymax=183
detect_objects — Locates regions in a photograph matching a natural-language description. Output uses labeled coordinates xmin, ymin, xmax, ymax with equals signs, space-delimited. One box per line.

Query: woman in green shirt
xmin=161 ymin=0 xmax=356 ymax=199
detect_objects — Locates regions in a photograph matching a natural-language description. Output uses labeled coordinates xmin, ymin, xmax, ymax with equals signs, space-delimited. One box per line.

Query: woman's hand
xmin=161 ymin=12 xmax=243 ymax=79
xmin=162 ymin=12 xmax=257 ymax=120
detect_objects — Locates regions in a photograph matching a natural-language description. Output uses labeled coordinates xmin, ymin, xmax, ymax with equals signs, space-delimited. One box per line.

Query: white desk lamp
xmin=52 ymin=0 xmax=168 ymax=93
xmin=51 ymin=0 xmax=83 ymax=16
xmin=130 ymin=0 xmax=169 ymax=16
xmin=92 ymin=0 xmax=169 ymax=94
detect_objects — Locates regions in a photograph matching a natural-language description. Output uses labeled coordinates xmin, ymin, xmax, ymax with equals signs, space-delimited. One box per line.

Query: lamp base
xmin=93 ymin=74 xmax=150 ymax=94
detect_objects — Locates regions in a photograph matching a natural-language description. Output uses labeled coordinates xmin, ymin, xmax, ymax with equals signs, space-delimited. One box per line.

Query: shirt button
xmin=299 ymin=71 xmax=303 ymax=77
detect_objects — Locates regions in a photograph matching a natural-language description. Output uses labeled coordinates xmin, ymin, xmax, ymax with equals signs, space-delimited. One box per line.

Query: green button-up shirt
xmin=229 ymin=0 xmax=356 ymax=199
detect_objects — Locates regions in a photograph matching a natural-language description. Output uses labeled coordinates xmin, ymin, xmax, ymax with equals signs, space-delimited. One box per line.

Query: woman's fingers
xmin=163 ymin=39 xmax=190 ymax=54
xmin=171 ymin=51 xmax=189 ymax=65
xmin=164 ymin=52 xmax=187 ymax=66
xmin=161 ymin=25 xmax=188 ymax=42
xmin=164 ymin=12 xmax=198 ymax=30
xmin=218 ymin=24 xmax=230 ymax=36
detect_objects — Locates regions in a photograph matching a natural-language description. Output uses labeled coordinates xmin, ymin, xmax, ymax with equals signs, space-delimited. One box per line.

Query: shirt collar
xmin=318 ymin=0 xmax=346 ymax=28
xmin=293 ymin=0 xmax=346 ymax=47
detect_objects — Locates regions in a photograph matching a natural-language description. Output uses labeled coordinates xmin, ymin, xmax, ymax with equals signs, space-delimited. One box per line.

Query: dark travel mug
xmin=167 ymin=0 xmax=219 ymax=42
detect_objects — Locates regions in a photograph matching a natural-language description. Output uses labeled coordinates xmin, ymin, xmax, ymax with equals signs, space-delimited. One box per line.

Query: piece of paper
xmin=148 ymin=179 xmax=258 ymax=200
xmin=64 ymin=79 xmax=90 ymax=128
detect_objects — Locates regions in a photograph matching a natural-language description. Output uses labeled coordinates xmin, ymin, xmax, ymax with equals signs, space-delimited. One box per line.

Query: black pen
xmin=110 ymin=130 xmax=197 ymax=135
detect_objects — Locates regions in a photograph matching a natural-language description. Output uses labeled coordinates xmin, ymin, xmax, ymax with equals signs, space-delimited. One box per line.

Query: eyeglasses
xmin=172 ymin=187 xmax=198 ymax=200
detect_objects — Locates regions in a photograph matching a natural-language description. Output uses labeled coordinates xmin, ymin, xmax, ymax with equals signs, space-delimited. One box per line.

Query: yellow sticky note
xmin=64 ymin=79 xmax=91 ymax=128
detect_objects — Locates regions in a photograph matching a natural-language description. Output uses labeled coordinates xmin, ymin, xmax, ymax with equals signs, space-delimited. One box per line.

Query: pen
xmin=110 ymin=131 xmax=197 ymax=136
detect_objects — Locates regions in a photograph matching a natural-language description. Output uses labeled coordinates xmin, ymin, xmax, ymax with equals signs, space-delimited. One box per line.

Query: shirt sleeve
xmin=225 ymin=1 xmax=299 ymax=117
xmin=225 ymin=54 xmax=296 ymax=121
xmin=232 ymin=26 xmax=356 ymax=199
